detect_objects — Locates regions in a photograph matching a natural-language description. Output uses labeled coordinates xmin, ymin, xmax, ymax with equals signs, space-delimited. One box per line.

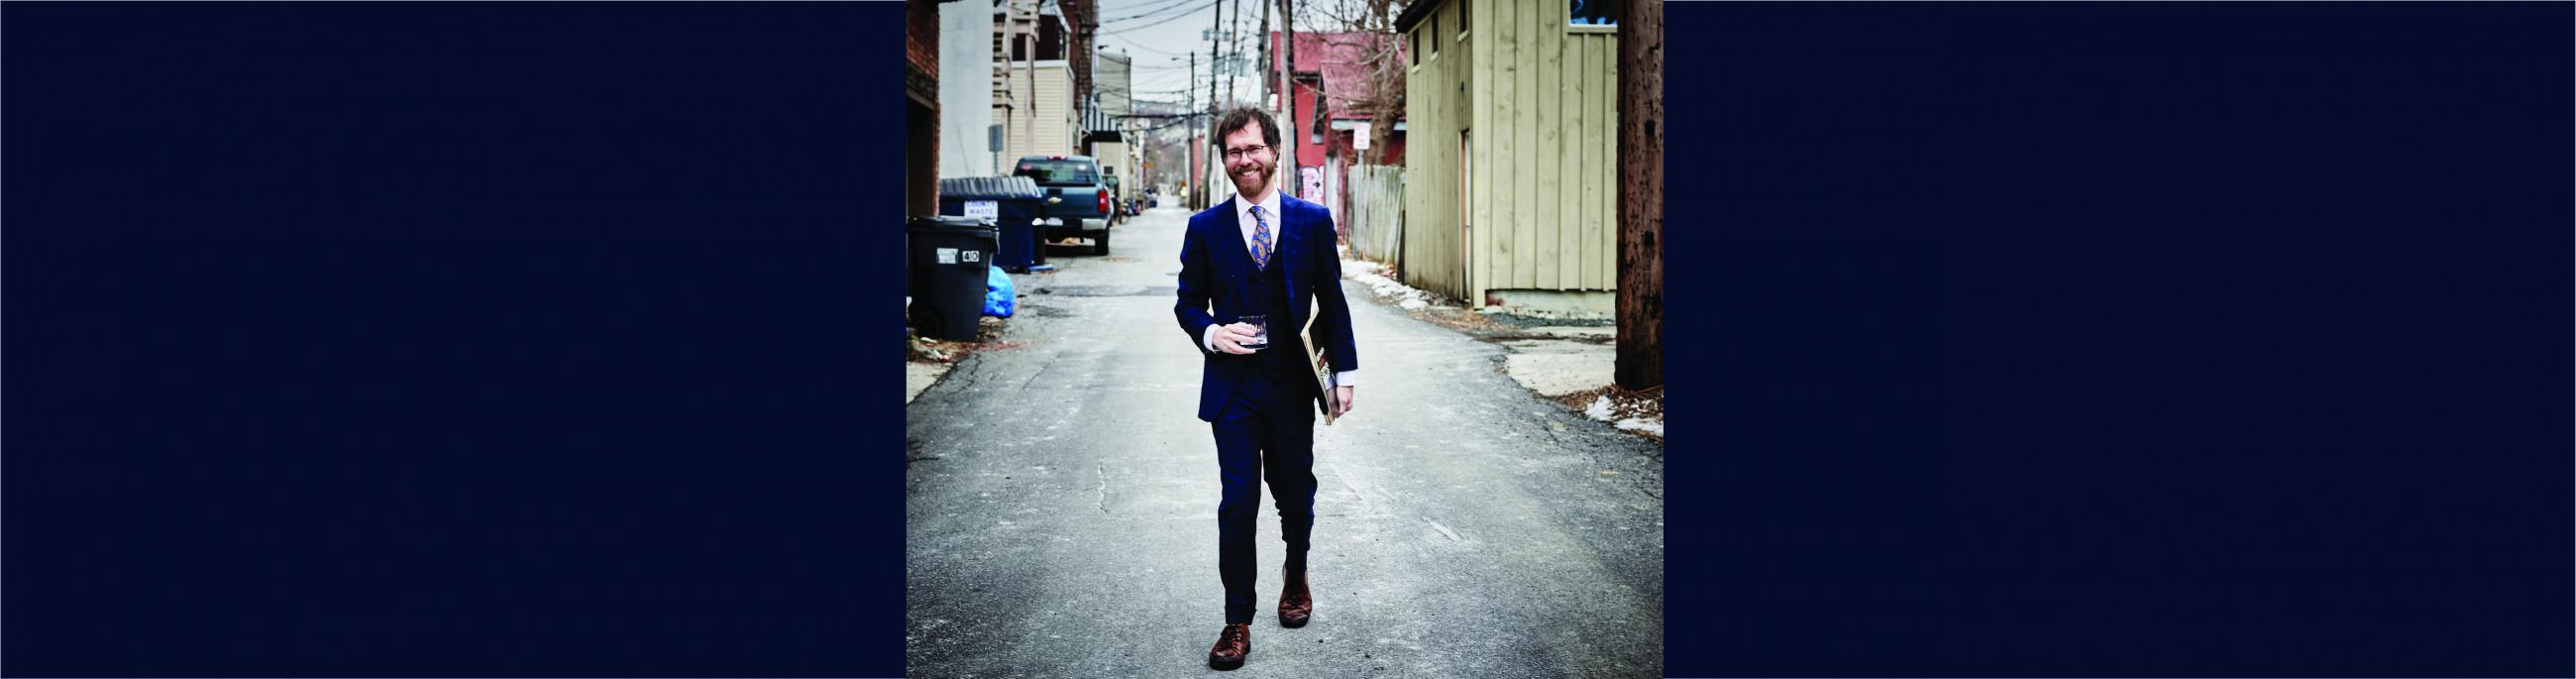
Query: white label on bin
xmin=935 ymin=248 xmax=958 ymax=265
xmin=965 ymin=200 xmax=998 ymax=221
xmin=961 ymin=250 xmax=981 ymax=263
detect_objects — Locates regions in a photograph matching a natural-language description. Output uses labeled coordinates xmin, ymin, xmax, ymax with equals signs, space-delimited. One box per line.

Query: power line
xmin=1095 ymin=81 xmax=1198 ymax=94
xmin=1100 ymin=34 xmax=1197 ymax=57
xmin=1101 ymin=0 xmax=1211 ymax=24
xmin=1097 ymin=4 xmax=1214 ymax=35
xmin=1099 ymin=0 xmax=1204 ymax=22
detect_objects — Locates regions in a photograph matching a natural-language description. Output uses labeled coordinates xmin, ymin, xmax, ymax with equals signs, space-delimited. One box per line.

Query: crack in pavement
xmin=1425 ymin=518 xmax=1463 ymax=542
xmin=1094 ymin=462 xmax=1110 ymax=514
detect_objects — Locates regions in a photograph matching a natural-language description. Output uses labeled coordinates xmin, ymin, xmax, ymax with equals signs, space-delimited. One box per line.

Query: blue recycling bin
xmin=939 ymin=175 xmax=1045 ymax=272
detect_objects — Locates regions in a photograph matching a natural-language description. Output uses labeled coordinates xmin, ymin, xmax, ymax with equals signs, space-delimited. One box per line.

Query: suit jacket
xmin=1173 ymin=192 xmax=1360 ymax=422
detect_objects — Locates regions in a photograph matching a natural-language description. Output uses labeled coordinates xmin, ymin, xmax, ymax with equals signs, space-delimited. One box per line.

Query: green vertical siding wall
xmin=1400 ymin=0 xmax=1471 ymax=298
xmin=1404 ymin=0 xmax=1617 ymax=305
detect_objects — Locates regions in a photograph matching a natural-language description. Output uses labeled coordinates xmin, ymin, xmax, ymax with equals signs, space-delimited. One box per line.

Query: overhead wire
xmin=1099 ymin=0 xmax=1210 ymax=23
xmin=1097 ymin=5 xmax=1216 ymax=36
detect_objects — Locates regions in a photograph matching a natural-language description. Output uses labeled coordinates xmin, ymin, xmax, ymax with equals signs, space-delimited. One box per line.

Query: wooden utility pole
xmin=1208 ymin=0 xmax=1226 ymax=206
xmin=1615 ymin=0 xmax=1663 ymax=390
xmin=1188 ymin=52 xmax=1201 ymax=208
xmin=1256 ymin=0 xmax=1271 ymax=110
xmin=1277 ymin=0 xmax=1298 ymax=114
xmin=1224 ymin=0 xmax=1239 ymax=108
xmin=1275 ymin=0 xmax=1298 ymax=199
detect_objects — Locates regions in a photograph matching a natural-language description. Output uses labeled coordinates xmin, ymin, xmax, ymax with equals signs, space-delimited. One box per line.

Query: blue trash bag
xmin=983 ymin=266 xmax=1017 ymax=318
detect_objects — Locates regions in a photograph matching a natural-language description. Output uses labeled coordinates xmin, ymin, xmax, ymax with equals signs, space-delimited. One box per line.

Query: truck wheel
xmin=1092 ymin=229 xmax=1111 ymax=256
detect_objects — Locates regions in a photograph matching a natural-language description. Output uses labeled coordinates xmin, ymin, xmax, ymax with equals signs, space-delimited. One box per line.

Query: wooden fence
xmin=1343 ymin=165 xmax=1405 ymax=272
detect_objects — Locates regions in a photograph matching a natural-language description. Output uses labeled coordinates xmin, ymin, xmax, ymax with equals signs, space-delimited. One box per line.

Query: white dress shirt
xmin=1201 ymin=187 xmax=1357 ymax=389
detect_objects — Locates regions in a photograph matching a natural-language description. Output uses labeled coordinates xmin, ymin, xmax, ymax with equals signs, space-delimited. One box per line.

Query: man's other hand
xmin=1211 ymin=323 xmax=1261 ymax=355
xmin=1334 ymin=386 xmax=1355 ymax=416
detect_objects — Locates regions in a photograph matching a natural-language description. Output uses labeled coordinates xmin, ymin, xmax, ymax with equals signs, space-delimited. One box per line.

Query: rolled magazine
xmin=1299 ymin=302 xmax=1341 ymax=425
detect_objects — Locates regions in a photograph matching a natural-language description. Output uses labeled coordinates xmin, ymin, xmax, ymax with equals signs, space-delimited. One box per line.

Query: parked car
xmin=1012 ymin=155 xmax=1114 ymax=255
xmin=1103 ymin=175 xmax=1126 ymax=224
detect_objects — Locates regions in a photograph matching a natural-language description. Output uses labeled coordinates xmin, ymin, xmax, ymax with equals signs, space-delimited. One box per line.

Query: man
xmin=1173 ymin=107 xmax=1359 ymax=671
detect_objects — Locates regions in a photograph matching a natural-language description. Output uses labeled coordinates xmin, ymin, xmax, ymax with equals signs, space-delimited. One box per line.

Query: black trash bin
xmin=939 ymin=175 xmax=1046 ymax=273
xmin=907 ymin=215 xmax=998 ymax=341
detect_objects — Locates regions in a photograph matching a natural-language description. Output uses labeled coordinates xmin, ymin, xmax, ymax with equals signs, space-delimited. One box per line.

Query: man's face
xmin=1221 ymin=122 xmax=1275 ymax=198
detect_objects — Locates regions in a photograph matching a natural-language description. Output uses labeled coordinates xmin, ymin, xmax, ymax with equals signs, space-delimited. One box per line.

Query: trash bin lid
xmin=908 ymin=214 xmax=997 ymax=235
xmin=938 ymin=175 xmax=1043 ymax=200
xmin=910 ymin=215 xmax=992 ymax=227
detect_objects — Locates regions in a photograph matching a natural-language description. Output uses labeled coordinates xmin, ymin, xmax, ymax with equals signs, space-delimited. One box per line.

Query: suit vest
xmin=1242 ymin=238 xmax=1313 ymax=387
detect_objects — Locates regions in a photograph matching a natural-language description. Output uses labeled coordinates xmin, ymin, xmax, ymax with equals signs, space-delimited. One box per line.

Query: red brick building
xmin=907 ymin=0 xmax=940 ymax=217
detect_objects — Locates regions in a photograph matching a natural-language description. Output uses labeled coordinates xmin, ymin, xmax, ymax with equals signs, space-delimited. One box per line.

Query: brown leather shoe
xmin=1278 ymin=570 xmax=1313 ymax=628
xmin=1207 ymin=622 xmax=1250 ymax=670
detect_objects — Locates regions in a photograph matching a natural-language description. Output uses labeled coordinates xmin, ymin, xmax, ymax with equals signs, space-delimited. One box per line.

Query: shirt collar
xmin=1234 ymin=186 xmax=1281 ymax=223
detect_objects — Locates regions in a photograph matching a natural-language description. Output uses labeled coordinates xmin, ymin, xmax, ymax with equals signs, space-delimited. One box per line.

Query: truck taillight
xmin=1098 ymin=190 xmax=1110 ymax=214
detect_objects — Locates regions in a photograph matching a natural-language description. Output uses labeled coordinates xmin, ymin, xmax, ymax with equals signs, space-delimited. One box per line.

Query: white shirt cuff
xmin=1334 ymin=371 xmax=1356 ymax=388
xmin=1201 ymin=324 xmax=1221 ymax=353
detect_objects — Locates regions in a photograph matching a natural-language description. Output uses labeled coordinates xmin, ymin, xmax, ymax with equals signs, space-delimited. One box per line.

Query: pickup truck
xmin=1012 ymin=155 xmax=1115 ymax=256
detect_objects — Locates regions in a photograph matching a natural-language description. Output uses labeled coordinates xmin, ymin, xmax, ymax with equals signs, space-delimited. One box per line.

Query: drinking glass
xmin=1238 ymin=315 xmax=1270 ymax=350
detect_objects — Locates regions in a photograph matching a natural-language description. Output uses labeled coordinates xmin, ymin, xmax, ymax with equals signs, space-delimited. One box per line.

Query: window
xmin=1569 ymin=0 xmax=1618 ymax=27
xmin=1409 ymin=29 xmax=1420 ymax=66
xmin=1012 ymin=159 xmax=1097 ymax=184
xmin=1429 ymin=14 xmax=1440 ymax=57
xmin=1459 ymin=0 xmax=1470 ymax=38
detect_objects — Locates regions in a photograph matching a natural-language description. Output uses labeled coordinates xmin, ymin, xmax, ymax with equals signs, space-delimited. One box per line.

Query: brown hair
xmin=1213 ymin=107 xmax=1281 ymax=152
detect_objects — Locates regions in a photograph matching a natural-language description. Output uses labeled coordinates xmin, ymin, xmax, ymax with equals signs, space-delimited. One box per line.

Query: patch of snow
xmin=1614 ymin=417 xmax=1664 ymax=436
xmin=906 ymin=362 xmax=950 ymax=403
xmin=1399 ymin=298 xmax=1428 ymax=310
xmin=1341 ymin=257 xmax=1437 ymax=306
xmin=1584 ymin=396 xmax=1614 ymax=420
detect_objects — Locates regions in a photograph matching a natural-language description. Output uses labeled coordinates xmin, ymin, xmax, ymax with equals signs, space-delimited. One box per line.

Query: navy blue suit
xmin=1173 ymin=192 xmax=1358 ymax=624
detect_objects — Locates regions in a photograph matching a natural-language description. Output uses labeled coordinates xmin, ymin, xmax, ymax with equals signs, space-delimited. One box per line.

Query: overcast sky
xmin=1084 ymin=0 xmax=1374 ymax=112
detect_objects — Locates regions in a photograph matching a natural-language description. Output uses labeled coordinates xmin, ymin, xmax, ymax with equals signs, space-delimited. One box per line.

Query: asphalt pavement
xmin=906 ymin=204 xmax=1664 ymax=678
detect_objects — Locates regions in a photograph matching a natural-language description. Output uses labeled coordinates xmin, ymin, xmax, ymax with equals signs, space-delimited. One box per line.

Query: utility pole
xmin=1207 ymin=0 xmax=1226 ymax=207
xmin=1256 ymin=0 xmax=1271 ymax=111
xmin=1272 ymin=0 xmax=1287 ymax=113
xmin=1188 ymin=52 xmax=1200 ymax=209
xmin=1615 ymin=0 xmax=1663 ymax=390
xmin=1224 ymin=0 xmax=1239 ymax=108
xmin=1276 ymin=0 xmax=1298 ymax=200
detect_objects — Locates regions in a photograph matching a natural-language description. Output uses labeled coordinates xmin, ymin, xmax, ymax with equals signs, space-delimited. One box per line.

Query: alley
xmin=906 ymin=205 xmax=1664 ymax=678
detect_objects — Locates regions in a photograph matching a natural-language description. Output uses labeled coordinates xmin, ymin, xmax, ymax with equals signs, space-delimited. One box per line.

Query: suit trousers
xmin=1210 ymin=369 xmax=1318 ymax=624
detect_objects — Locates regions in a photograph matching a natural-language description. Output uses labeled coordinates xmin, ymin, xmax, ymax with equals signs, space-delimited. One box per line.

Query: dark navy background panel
xmin=1668 ymin=2 xmax=2570 ymax=677
xmin=8 ymin=1 xmax=2571 ymax=677
xmin=4 ymin=3 xmax=897 ymax=677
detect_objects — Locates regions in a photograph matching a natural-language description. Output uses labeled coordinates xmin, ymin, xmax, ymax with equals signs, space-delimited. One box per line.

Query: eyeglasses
xmin=1223 ymin=145 xmax=1270 ymax=162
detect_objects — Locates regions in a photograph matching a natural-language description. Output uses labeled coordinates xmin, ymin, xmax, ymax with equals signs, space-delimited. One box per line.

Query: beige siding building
xmin=1399 ymin=0 xmax=1618 ymax=313
xmin=997 ymin=60 xmax=1076 ymax=161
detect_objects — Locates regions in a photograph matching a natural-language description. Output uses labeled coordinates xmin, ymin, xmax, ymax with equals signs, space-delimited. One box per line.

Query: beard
xmin=1229 ymin=158 xmax=1274 ymax=197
